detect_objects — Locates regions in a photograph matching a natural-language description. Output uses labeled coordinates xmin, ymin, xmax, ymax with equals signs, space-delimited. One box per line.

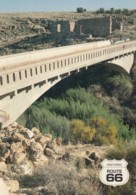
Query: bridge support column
xmin=130 ymin=52 xmax=136 ymax=82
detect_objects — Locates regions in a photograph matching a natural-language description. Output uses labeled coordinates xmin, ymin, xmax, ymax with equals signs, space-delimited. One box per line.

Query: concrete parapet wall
xmin=0 ymin=40 xmax=111 ymax=70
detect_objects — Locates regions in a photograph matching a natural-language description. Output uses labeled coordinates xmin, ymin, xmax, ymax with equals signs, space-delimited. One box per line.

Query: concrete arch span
xmin=108 ymin=53 xmax=134 ymax=74
xmin=100 ymin=63 xmax=129 ymax=74
xmin=0 ymin=77 xmax=62 ymax=127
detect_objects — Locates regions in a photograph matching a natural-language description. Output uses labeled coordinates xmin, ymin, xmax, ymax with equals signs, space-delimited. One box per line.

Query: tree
xmin=96 ymin=8 xmax=105 ymax=14
xmin=122 ymin=8 xmax=129 ymax=15
xmin=109 ymin=7 xmax=115 ymax=14
xmin=77 ymin=7 xmax=86 ymax=13
xmin=115 ymin=9 xmax=122 ymax=14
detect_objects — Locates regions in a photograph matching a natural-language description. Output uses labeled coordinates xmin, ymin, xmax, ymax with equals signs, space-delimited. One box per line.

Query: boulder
xmin=0 ymin=157 xmax=5 ymax=162
xmin=6 ymin=180 xmax=19 ymax=193
xmin=46 ymin=141 xmax=55 ymax=151
xmin=84 ymin=157 xmax=94 ymax=167
xmin=29 ymin=142 xmax=43 ymax=152
xmin=10 ymin=142 xmax=27 ymax=164
xmin=13 ymin=160 xmax=33 ymax=175
xmin=0 ymin=133 xmax=5 ymax=138
xmin=0 ymin=161 xmax=8 ymax=172
xmin=6 ymin=125 xmax=14 ymax=132
xmin=29 ymin=142 xmax=45 ymax=161
xmin=35 ymin=136 xmax=51 ymax=145
xmin=89 ymin=152 xmax=100 ymax=164
xmin=44 ymin=148 xmax=55 ymax=158
xmin=10 ymin=142 xmax=24 ymax=152
xmin=12 ymin=133 xmax=26 ymax=142
xmin=0 ymin=143 xmax=10 ymax=160
xmin=21 ymin=129 xmax=34 ymax=139
xmin=10 ymin=122 xmax=18 ymax=128
xmin=45 ymin=133 xmax=52 ymax=140
xmin=33 ymin=157 xmax=48 ymax=171
xmin=12 ymin=152 xmax=26 ymax=164
xmin=76 ymin=157 xmax=94 ymax=169
xmin=1 ymin=148 xmax=10 ymax=159
xmin=31 ymin=127 xmax=40 ymax=135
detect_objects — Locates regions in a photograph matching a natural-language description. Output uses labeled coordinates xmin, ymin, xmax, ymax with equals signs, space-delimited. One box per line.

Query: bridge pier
xmin=130 ymin=52 xmax=136 ymax=82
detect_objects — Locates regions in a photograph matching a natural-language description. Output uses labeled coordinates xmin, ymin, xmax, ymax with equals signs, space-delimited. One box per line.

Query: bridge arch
xmin=108 ymin=53 xmax=134 ymax=73
xmin=100 ymin=63 xmax=129 ymax=74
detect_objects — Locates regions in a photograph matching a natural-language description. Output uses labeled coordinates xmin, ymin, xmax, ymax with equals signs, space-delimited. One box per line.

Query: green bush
xmin=18 ymin=88 xmax=132 ymax=142
xmin=22 ymin=105 xmax=71 ymax=140
xmin=106 ymin=74 xmax=133 ymax=101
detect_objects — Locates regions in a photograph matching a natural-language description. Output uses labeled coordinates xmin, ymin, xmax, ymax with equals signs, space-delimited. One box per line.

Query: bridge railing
xmin=0 ymin=41 xmax=136 ymax=96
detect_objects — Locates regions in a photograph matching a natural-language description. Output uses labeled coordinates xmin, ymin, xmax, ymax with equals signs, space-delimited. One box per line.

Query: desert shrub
xmin=30 ymin=88 xmax=109 ymax=122
xmin=24 ymin=105 xmax=71 ymax=140
xmin=106 ymin=74 xmax=133 ymax=101
xmin=71 ymin=119 xmax=95 ymax=143
xmin=19 ymin=162 xmax=101 ymax=194
xmin=87 ymin=84 xmax=106 ymax=97
xmin=64 ymin=88 xmax=92 ymax=103
xmin=89 ymin=117 xmax=117 ymax=145
xmin=102 ymin=142 xmax=136 ymax=195
xmin=122 ymin=107 xmax=136 ymax=128
xmin=18 ymin=88 xmax=132 ymax=142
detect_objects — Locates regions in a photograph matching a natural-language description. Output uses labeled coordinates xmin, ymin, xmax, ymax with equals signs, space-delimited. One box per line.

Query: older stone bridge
xmin=0 ymin=40 xmax=136 ymax=127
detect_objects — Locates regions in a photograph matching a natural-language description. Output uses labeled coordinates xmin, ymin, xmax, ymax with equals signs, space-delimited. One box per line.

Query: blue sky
xmin=0 ymin=0 xmax=135 ymax=12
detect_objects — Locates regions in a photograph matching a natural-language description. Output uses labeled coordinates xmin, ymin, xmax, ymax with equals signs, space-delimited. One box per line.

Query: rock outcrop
xmin=0 ymin=122 xmax=59 ymax=194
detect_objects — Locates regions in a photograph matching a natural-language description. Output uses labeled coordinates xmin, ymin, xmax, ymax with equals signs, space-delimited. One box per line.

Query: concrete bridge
xmin=0 ymin=40 xmax=136 ymax=127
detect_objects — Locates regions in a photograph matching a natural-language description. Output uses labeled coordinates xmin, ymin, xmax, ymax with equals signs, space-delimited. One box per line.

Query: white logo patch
xmin=100 ymin=159 xmax=129 ymax=187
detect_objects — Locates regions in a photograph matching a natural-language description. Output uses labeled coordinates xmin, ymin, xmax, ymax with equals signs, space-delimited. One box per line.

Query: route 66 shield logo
xmin=100 ymin=159 xmax=129 ymax=187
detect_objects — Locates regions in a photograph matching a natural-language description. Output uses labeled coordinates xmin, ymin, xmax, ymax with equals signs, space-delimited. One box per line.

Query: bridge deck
xmin=0 ymin=40 xmax=136 ymax=97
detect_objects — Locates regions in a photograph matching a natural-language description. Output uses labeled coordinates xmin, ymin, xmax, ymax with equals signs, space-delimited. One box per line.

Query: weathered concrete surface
xmin=110 ymin=53 xmax=134 ymax=73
